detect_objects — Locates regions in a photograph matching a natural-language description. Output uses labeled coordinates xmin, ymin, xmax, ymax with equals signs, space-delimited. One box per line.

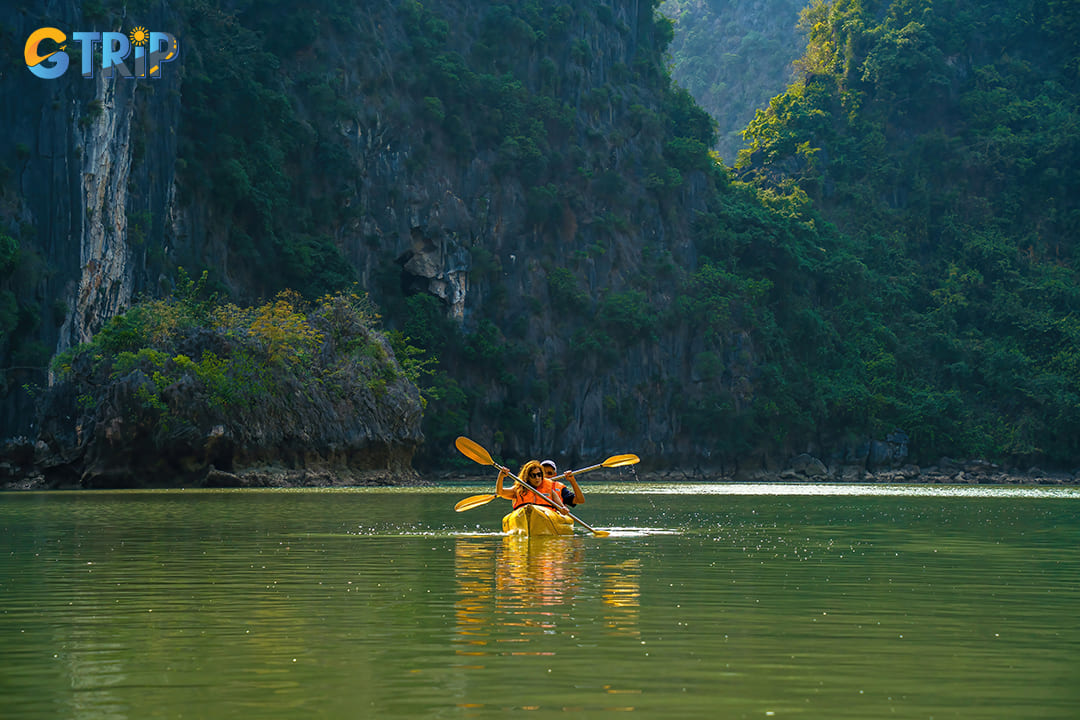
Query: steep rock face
xmin=0 ymin=1 xmax=182 ymax=424
xmin=0 ymin=1 xmax=423 ymax=483
xmin=316 ymin=1 xmax=715 ymax=464
xmin=59 ymin=73 xmax=136 ymax=352
xmin=1 ymin=1 xmax=734 ymax=472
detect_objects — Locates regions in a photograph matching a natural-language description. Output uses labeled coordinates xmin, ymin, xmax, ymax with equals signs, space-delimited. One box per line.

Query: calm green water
xmin=1 ymin=484 xmax=1078 ymax=719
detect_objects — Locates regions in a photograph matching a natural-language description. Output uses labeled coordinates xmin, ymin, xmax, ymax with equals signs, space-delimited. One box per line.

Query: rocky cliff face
xmin=317 ymin=0 xmax=716 ymax=465
xmin=60 ymin=72 xmax=137 ymax=352
xmin=2 ymin=0 xmax=880 ymax=478
xmin=1 ymin=1 xmax=181 ymax=421
xmin=0 ymin=1 xmax=425 ymax=483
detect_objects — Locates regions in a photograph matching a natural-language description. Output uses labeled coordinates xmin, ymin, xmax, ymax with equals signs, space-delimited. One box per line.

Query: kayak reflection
xmin=453 ymin=535 xmax=582 ymax=657
xmin=496 ymin=535 xmax=583 ymax=608
xmin=453 ymin=536 xmax=641 ymax=656
xmin=600 ymin=558 xmax=641 ymax=639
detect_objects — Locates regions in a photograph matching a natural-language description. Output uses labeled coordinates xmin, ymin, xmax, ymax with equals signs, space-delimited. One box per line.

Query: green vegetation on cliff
xmin=52 ymin=272 xmax=428 ymax=453
xmin=733 ymin=0 xmax=1080 ymax=464
xmin=175 ymin=0 xmax=360 ymax=298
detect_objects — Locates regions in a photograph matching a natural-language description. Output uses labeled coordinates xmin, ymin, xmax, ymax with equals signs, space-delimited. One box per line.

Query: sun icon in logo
xmin=129 ymin=26 xmax=149 ymax=46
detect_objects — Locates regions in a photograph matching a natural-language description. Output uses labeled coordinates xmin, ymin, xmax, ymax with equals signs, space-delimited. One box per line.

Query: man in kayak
xmin=542 ymin=459 xmax=583 ymax=506
xmin=496 ymin=459 xmax=584 ymax=510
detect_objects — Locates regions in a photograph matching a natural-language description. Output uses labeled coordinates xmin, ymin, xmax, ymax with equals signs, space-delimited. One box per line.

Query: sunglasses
xmin=528 ymin=470 xmax=543 ymax=478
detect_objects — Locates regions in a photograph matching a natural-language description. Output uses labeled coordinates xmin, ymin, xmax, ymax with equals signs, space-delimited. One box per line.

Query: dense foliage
xmin=175 ymin=0 xmax=360 ymax=298
xmin=53 ymin=271 xmax=429 ymax=445
xmin=734 ymin=0 xmax=1080 ymax=465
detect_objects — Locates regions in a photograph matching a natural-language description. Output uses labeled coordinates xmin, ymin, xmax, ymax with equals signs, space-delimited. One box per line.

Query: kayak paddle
xmin=454 ymin=493 xmax=497 ymax=512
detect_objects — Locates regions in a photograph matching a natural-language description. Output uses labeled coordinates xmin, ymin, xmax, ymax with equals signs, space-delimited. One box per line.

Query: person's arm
xmin=495 ymin=468 xmax=516 ymax=500
xmin=563 ymin=470 xmax=584 ymax=506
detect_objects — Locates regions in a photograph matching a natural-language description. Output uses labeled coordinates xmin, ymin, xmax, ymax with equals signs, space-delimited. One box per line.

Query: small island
xmin=2 ymin=274 xmax=424 ymax=489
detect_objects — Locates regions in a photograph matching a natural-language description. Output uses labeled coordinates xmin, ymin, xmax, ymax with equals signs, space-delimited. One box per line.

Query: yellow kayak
xmin=502 ymin=503 xmax=574 ymax=536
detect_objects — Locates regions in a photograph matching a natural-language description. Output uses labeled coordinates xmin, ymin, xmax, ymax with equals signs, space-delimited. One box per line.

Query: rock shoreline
xmin=5 ymin=453 xmax=1078 ymax=490
xmin=429 ymin=457 xmax=1080 ymax=487
xmin=0 ymin=458 xmax=425 ymax=491
xmin=632 ymin=461 xmax=1080 ymax=486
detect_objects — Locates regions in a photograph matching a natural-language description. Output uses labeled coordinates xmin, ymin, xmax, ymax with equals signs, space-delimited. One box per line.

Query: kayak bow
xmin=501 ymin=504 xmax=574 ymax=536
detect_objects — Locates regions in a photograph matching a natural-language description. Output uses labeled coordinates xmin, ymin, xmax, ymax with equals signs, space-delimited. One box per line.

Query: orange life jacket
xmin=513 ymin=477 xmax=567 ymax=510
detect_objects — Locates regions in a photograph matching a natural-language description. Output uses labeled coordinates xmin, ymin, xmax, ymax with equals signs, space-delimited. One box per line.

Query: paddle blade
xmin=601 ymin=453 xmax=640 ymax=468
xmin=455 ymin=436 xmax=494 ymax=466
xmin=454 ymin=494 xmax=496 ymax=512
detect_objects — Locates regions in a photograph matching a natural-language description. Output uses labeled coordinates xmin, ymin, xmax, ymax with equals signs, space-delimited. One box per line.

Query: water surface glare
xmin=1 ymin=485 xmax=1077 ymax=719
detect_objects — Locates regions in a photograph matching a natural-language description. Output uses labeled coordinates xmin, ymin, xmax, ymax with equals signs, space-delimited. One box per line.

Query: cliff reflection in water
xmin=453 ymin=536 xmax=640 ymax=657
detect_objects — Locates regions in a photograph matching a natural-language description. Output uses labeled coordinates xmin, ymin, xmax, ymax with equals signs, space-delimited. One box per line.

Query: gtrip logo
xmin=25 ymin=26 xmax=179 ymax=80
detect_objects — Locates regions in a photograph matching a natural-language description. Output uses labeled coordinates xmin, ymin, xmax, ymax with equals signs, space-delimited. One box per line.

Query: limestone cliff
xmin=1 ymin=0 xmax=877 ymax=479
xmin=2 ymin=0 xmax=725 ymax=474
xmin=1 ymin=0 xmax=182 ymax=425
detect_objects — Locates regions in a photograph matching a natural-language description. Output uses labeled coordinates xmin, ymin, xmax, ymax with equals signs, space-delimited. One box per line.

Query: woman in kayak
xmin=496 ymin=460 xmax=584 ymax=510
